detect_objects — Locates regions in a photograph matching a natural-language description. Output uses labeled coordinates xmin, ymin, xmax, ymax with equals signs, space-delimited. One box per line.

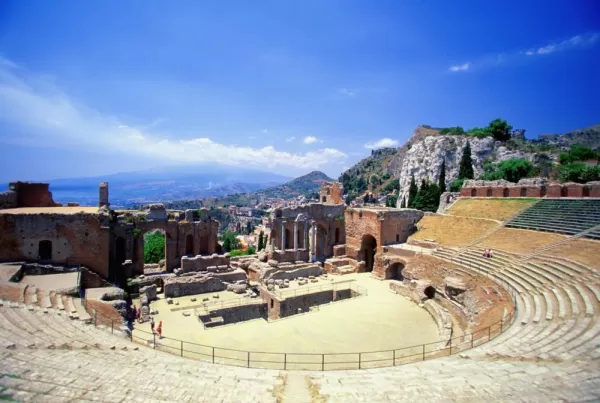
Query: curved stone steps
xmin=503 ymin=265 xmax=546 ymax=290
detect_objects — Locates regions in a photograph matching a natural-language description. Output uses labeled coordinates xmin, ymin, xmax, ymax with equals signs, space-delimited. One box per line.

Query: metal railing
xmin=84 ymin=282 xmax=517 ymax=372
xmin=271 ymin=281 xmax=367 ymax=299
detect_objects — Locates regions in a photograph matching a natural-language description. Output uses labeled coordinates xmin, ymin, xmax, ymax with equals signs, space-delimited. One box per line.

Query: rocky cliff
xmin=393 ymin=129 xmax=535 ymax=205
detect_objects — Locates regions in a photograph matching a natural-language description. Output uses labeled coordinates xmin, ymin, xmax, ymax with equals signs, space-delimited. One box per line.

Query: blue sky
xmin=0 ymin=0 xmax=599 ymax=182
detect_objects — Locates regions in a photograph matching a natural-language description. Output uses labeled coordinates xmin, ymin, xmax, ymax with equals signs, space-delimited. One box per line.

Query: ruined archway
xmin=520 ymin=188 xmax=527 ymax=197
xmin=115 ymin=237 xmax=126 ymax=265
xmin=144 ymin=229 xmax=166 ymax=265
xmin=284 ymin=228 xmax=293 ymax=250
xmin=503 ymin=188 xmax=509 ymax=197
xmin=334 ymin=227 xmax=340 ymax=244
xmin=471 ymin=189 xmax=477 ymax=197
xmin=315 ymin=225 xmax=328 ymax=261
xmin=38 ymin=240 xmax=52 ymax=261
xmin=361 ymin=234 xmax=377 ymax=273
xmin=297 ymin=227 xmax=303 ymax=249
xmin=486 ymin=189 xmax=492 ymax=197
xmin=185 ymin=234 xmax=194 ymax=255
xmin=424 ymin=286 xmax=435 ymax=299
xmin=385 ymin=262 xmax=404 ymax=280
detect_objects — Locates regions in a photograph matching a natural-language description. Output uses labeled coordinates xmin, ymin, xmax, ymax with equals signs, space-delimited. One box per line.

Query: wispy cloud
xmin=364 ymin=138 xmax=399 ymax=149
xmin=448 ymin=63 xmax=470 ymax=72
xmin=338 ymin=88 xmax=357 ymax=97
xmin=0 ymin=59 xmax=347 ymax=170
xmin=261 ymin=129 xmax=268 ymax=133
xmin=449 ymin=32 xmax=599 ymax=72
xmin=303 ymin=136 xmax=319 ymax=144
xmin=285 ymin=136 xmax=296 ymax=142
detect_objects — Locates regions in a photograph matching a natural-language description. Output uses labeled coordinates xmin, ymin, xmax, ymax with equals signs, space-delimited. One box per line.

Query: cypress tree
xmin=459 ymin=141 xmax=474 ymax=179
xmin=400 ymin=197 xmax=406 ymax=208
xmin=407 ymin=174 xmax=418 ymax=208
xmin=258 ymin=231 xmax=264 ymax=251
xmin=438 ymin=159 xmax=446 ymax=192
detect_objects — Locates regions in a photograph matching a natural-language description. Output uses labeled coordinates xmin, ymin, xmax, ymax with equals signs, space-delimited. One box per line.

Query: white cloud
xmin=364 ymin=138 xmax=399 ymax=149
xmin=525 ymin=33 xmax=599 ymax=56
xmin=0 ymin=60 xmax=347 ymax=171
xmin=261 ymin=129 xmax=268 ymax=133
xmin=303 ymin=136 xmax=318 ymax=144
xmin=448 ymin=63 xmax=470 ymax=72
xmin=248 ymin=136 xmax=256 ymax=140
xmin=339 ymin=88 xmax=357 ymax=97
xmin=452 ymin=32 xmax=599 ymax=72
xmin=285 ymin=136 xmax=296 ymax=142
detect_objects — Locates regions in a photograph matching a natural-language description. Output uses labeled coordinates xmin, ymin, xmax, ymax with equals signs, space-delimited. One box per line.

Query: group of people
xmin=483 ymin=249 xmax=494 ymax=259
xmin=127 ymin=305 xmax=163 ymax=338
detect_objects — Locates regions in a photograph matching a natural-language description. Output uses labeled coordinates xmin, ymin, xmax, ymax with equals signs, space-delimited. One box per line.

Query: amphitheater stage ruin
xmin=134 ymin=273 xmax=440 ymax=364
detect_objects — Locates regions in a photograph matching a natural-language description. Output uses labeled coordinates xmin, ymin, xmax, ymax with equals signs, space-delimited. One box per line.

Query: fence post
xmin=501 ymin=317 xmax=504 ymax=333
xmin=471 ymin=333 xmax=474 ymax=348
xmin=449 ymin=337 xmax=452 ymax=355
xmin=180 ymin=340 xmax=183 ymax=357
xmin=393 ymin=350 xmax=396 ymax=366
xmin=422 ymin=344 xmax=425 ymax=361
xmin=488 ymin=326 xmax=491 ymax=341
xmin=358 ymin=353 xmax=362 ymax=369
xmin=321 ymin=354 xmax=325 ymax=371
xmin=153 ymin=333 xmax=156 ymax=349
xmin=284 ymin=353 xmax=287 ymax=370
xmin=212 ymin=347 xmax=215 ymax=363
xmin=247 ymin=352 xmax=251 ymax=368
xmin=94 ymin=309 xmax=97 ymax=327
xmin=111 ymin=320 xmax=113 ymax=334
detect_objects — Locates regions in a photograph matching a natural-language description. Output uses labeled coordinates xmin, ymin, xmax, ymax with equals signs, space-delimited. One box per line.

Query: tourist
xmin=156 ymin=320 xmax=163 ymax=339
xmin=150 ymin=317 xmax=155 ymax=333
xmin=489 ymin=249 xmax=494 ymax=259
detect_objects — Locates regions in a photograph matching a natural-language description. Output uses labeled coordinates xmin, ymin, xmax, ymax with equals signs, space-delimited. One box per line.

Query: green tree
xmin=438 ymin=159 xmax=446 ymax=192
xmin=488 ymin=118 xmax=513 ymax=141
xmin=449 ymin=178 xmax=465 ymax=192
xmin=498 ymin=158 xmax=534 ymax=183
xmin=370 ymin=174 xmax=380 ymax=188
xmin=411 ymin=180 xmax=441 ymax=212
xmin=458 ymin=141 xmax=474 ymax=179
xmin=407 ymin=174 xmax=418 ymax=208
xmin=222 ymin=231 xmax=240 ymax=252
xmin=143 ymin=231 xmax=165 ymax=264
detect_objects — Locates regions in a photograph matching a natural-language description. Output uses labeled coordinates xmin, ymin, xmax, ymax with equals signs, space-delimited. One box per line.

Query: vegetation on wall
xmin=221 ymin=231 xmax=241 ymax=252
xmin=480 ymin=158 xmax=534 ymax=183
xmin=440 ymin=118 xmax=513 ymax=141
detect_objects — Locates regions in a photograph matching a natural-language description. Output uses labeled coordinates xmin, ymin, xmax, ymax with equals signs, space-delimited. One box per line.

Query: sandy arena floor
xmin=19 ymin=272 xmax=79 ymax=291
xmin=133 ymin=273 xmax=439 ymax=365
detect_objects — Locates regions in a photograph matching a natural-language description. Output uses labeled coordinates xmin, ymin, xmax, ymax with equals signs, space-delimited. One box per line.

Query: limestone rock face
xmin=394 ymin=133 xmax=535 ymax=206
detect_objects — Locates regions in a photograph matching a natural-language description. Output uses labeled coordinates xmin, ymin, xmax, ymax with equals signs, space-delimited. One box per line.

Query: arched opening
xmin=583 ymin=186 xmax=590 ymax=197
xmin=198 ymin=234 xmax=209 ymax=255
xmin=486 ymin=188 xmax=492 ymax=197
xmin=561 ymin=187 xmax=568 ymax=197
xmin=503 ymin=188 xmax=509 ymax=197
xmin=322 ymin=196 xmax=327 ymax=202
xmin=334 ymin=227 xmax=340 ymax=244
xmin=520 ymin=187 xmax=527 ymax=197
xmin=185 ymin=234 xmax=194 ymax=255
xmin=284 ymin=228 xmax=293 ymax=249
xmin=471 ymin=188 xmax=477 ymax=197
xmin=269 ymin=230 xmax=277 ymax=249
xmin=361 ymin=234 xmax=377 ymax=273
xmin=144 ymin=229 xmax=165 ymax=265
xmin=315 ymin=225 xmax=328 ymax=260
xmin=297 ymin=228 xmax=303 ymax=249
xmin=395 ymin=234 xmax=400 ymax=243
xmin=385 ymin=263 xmax=404 ymax=280
xmin=115 ymin=237 xmax=126 ymax=265
xmin=424 ymin=286 xmax=435 ymax=299
xmin=38 ymin=240 xmax=52 ymax=260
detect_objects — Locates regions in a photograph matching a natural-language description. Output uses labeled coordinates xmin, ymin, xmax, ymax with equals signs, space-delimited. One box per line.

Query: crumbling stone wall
xmin=180 ymin=254 xmax=230 ymax=273
xmin=164 ymin=275 xmax=226 ymax=298
xmin=0 ymin=211 xmax=110 ymax=278
xmin=7 ymin=182 xmax=60 ymax=208
xmin=319 ymin=182 xmax=344 ymax=204
xmin=0 ymin=190 xmax=18 ymax=209
xmin=460 ymin=178 xmax=600 ymax=199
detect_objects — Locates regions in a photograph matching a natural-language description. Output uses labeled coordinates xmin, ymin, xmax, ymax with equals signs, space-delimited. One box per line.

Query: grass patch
xmin=476 ymin=228 xmax=566 ymax=254
xmin=447 ymin=198 xmax=539 ymax=221
xmin=410 ymin=215 xmax=498 ymax=247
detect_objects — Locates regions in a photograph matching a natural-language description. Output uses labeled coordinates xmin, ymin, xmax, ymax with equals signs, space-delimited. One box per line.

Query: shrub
xmin=144 ymin=231 xmax=165 ymax=263
xmin=450 ymin=178 xmax=465 ymax=192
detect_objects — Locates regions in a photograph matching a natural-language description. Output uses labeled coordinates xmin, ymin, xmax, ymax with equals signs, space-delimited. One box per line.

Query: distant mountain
xmin=164 ymin=170 xmax=334 ymax=210
xmin=23 ymin=165 xmax=292 ymax=208
xmin=536 ymin=123 xmax=600 ymax=148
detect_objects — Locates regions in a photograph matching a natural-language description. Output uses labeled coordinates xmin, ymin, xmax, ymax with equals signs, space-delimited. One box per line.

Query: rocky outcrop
xmin=393 ymin=130 xmax=536 ymax=205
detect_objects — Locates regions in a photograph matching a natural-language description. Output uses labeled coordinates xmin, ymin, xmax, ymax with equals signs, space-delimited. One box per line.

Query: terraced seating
xmin=505 ymin=199 xmax=600 ymax=236
xmin=432 ymin=246 xmax=600 ymax=364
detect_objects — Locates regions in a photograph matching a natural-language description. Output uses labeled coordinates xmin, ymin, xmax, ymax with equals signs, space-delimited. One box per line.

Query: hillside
xmin=341 ymin=121 xmax=600 ymax=206
xmin=164 ymin=171 xmax=333 ymax=210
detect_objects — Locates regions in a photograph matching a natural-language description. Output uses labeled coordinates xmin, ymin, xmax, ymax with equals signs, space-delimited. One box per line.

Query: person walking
xmin=156 ymin=320 xmax=163 ymax=339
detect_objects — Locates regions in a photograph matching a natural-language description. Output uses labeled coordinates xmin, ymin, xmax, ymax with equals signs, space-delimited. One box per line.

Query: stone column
xmin=281 ymin=221 xmax=286 ymax=251
xmin=311 ymin=221 xmax=317 ymax=262
xmin=293 ymin=221 xmax=299 ymax=252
